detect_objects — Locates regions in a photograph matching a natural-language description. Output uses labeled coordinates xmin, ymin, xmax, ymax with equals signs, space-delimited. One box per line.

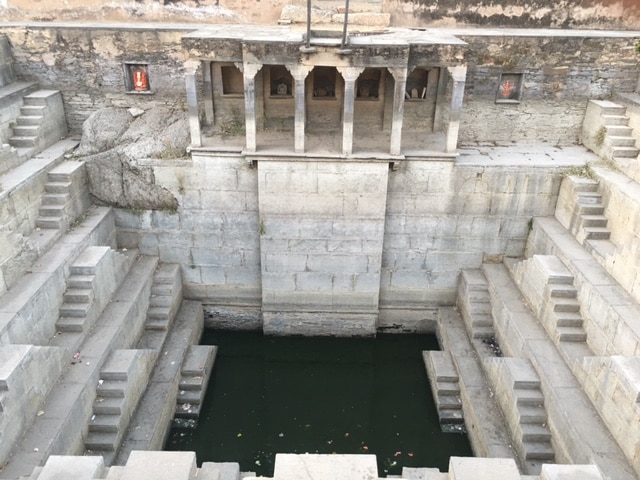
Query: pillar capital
xmin=336 ymin=66 xmax=365 ymax=83
xmin=183 ymin=60 xmax=200 ymax=76
xmin=387 ymin=67 xmax=408 ymax=82
xmin=242 ymin=62 xmax=262 ymax=79
xmin=285 ymin=64 xmax=313 ymax=81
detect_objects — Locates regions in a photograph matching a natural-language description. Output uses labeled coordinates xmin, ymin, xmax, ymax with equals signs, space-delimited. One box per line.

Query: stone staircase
xmin=175 ymin=344 xmax=218 ymax=421
xmin=145 ymin=263 xmax=183 ymax=331
xmin=422 ymin=350 xmax=464 ymax=430
xmin=484 ymin=357 xmax=554 ymax=472
xmin=456 ymin=269 xmax=494 ymax=339
xmin=36 ymin=161 xmax=89 ymax=231
xmin=510 ymin=255 xmax=587 ymax=347
xmin=8 ymin=90 xmax=67 ymax=158
xmin=582 ymin=100 xmax=640 ymax=162
xmin=85 ymin=349 xmax=156 ymax=464
xmin=56 ymin=246 xmax=135 ymax=335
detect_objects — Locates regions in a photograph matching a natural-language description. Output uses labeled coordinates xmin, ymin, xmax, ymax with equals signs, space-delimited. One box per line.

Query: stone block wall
xmin=457 ymin=34 xmax=639 ymax=146
xmin=3 ymin=26 xmax=192 ymax=133
xmin=380 ymin=162 xmax=561 ymax=316
xmin=258 ymin=160 xmax=388 ymax=336
xmin=0 ymin=35 xmax=14 ymax=88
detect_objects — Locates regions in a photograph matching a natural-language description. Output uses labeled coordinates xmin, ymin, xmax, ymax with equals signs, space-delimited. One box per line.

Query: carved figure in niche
xmin=499 ymin=80 xmax=515 ymax=98
xmin=133 ymin=67 xmax=149 ymax=91
xmin=277 ymin=82 xmax=288 ymax=95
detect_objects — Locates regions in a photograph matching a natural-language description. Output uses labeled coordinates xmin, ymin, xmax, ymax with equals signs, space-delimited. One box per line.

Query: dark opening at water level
xmin=166 ymin=331 xmax=472 ymax=477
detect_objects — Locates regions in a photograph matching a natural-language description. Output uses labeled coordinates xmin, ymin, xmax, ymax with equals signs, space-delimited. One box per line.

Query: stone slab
xmin=273 ymin=454 xmax=378 ymax=480
xmin=38 ymin=455 xmax=105 ymax=480
xmin=540 ymin=463 xmax=603 ymax=480
xmin=122 ymin=451 xmax=196 ymax=480
xmin=448 ymin=457 xmax=520 ymax=480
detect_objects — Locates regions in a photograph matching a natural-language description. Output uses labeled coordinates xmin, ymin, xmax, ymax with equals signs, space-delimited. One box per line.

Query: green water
xmin=165 ymin=331 xmax=472 ymax=476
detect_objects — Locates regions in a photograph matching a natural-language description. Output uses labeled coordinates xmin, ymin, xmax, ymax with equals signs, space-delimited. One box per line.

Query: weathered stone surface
xmin=83 ymin=150 xmax=178 ymax=210
xmin=76 ymin=107 xmax=134 ymax=156
xmin=77 ymin=106 xmax=185 ymax=210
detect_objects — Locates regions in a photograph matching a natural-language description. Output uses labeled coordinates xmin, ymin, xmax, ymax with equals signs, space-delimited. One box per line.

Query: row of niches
xmin=123 ymin=61 xmax=524 ymax=104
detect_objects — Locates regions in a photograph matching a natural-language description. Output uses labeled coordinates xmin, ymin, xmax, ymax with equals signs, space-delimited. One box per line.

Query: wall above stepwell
xmin=1 ymin=0 xmax=639 ymax=29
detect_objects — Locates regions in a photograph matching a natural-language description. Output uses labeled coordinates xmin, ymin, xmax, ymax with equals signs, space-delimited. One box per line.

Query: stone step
xmin=523 ymin=441 xmax=555 ymax=460
xmin=96 ymin=380 xmax=126 ymax=397
xmin=583 ymin=227 xmax=611 ymax=240
xmin=42 ymin=192 xmax=70 ymax=206
xmin=436 ymin=380 xmax=460 ymax=396
xmin=93 ymin=397 xmax=124 ymax=415
xmin=470 ymin=313 xmax=493 ymax=327
xmin=601 ymin=114 xmax=629 ymax=126
xmin=576 ymin=191 xmax=602 ymax=204
xmin=604 ymin=124 xmax=633 ymax=137
xmin=39 ymin=204 xmax=64 ymax=217
xmin=552 ymin=299 xmax=580 ymax=313
xmin=12 ymin=125 xmax=40 ymax=137
xmin=55 ymin=316 xmax=85 ymax=333
xmin=89 ymin=414 xmax=119 ymax=433
xmin=578 ymin=203 xmax=605 ymax=216
xmin=175 ymin=402 xmax=201 ymax=419
xmin=439 ymin=409 xmax=464 ymax=424
xmin=179 ymin=375 xmax=204 ymax=391
xmin=471 ymin=325 xmax=494 ymax=339
xmin=84 ymin=431 xmax=117 ymax=451
xmin=24 ymin=91 xmax=56 ymax=106
xmin=557 ymin=327 xmax=587 ymax=343
xmin=436 ymin=394 xmax=462 ymax=410
xmin=547 ymin=284 xmax=577 ymax=299
xmin=147 ymin=306 xmax=170 ymax=320
xmin=19 ymin=105 xmax=46 ymax=116
xmin=67 ymin=274 xmax=96 ymax=289
xmin=200 ymin=462 xmax=240 ymax=480
xmin=177 ymin=389 xmax=203 ymax=405
xmin=151 ymin=283 xmax=173 ymax=296
xmin=607 ymin=135 xmax=637 ymax=147
xmin=514 ymin=388 xmax=544 ymax=406
xmin=59 ymin=302 xmax=90 ymax=317
xmin=555 ymin=311 xmax=584 ymax=328
xmin=589 ymin=99 xmax=626 ymax=116
xmin=35 ymin=216 xmax=62 ymax=229
xmin=518 ymin=405 xmax=547 ymax=424
xmin=581 ymin=215 xmax=608 ymax=228
xmin=9 ymin=135 xmax=37 ymax=148
xmin=63 ymin=288 xmax=94 ymax=304
xmin=145 ymin=319 xmax=169 ymax=331
xmin=520 ymin=423 xmax=552 ymax=442
xmin=16 ymin=114 xmax=44 ymax=126
xmin=149 ymin=295 xmax=173 ymax=308
xmin=612 ymin=146 xmax=640 ymax=158
xmin=45 ymin=181 xmax=72 ymax=194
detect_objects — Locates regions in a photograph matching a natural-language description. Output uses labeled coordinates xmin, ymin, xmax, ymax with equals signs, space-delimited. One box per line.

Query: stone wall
xmin=384 ymin=0 xmax=640 ymax=29
xmin=3 ymin=26 xmax=192 ymax=133
xmin=116 ymin=153 xmax=568 ymax=333
xmin=457 ymin=33 xmax=639 ymax=145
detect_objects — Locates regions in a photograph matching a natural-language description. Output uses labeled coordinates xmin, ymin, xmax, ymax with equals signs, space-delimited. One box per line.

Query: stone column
xmin=445 ymin=65 xmax=467 ymax=154
xmin=202 ymin=60 xmax=214 ymax=126
xmin=337 ymin=67 xmax=363 ymax=156
xmin=388 ymin=67 xmax=408 ymax=156
xmin=287 ymin=65 xmax=312 ymax=154
xmin=242 ymin=63 xmax=261 ymax=153
xmin=184 ymin=60 xmax=202 ymax=148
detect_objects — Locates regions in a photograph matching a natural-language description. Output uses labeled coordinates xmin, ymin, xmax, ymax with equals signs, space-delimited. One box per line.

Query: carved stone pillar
xmin=445 ymin=65 xmax=467 ymax=154
xmin=337 ymin=66 xmax=364 ymax=156
xmin=243 ymin=62 xmax=261 ymax=153
xmin=184 ymin=60 xmax=202 ymax=148
xmin=388 ymin=67 xmax=408 ymax=156
xmin=286 ymin=65 xmax=313 ymax=154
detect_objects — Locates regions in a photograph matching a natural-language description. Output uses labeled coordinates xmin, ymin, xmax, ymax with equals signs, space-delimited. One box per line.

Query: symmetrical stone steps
xmin=456 ymin=269 xmax=495 ymax=339
xmin=175 ymin=345 xmax=218 ymax=421
xmin=8 ymin=90 xmax=67 ymax=157
xmin=483 ymin=357 xmax=554 ymax=470
xmin=422 ymin=350 xmax=464 ymax=428
xmin=145 ymin=263 xmax=183 ymax=331
xmin=85 ymin=349 xmax=156 ymax=463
